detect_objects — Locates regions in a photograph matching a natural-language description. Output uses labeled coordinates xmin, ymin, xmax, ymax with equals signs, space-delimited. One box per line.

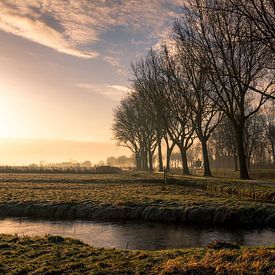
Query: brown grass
xmin=0 ymin=234 xmax=273 ymax=274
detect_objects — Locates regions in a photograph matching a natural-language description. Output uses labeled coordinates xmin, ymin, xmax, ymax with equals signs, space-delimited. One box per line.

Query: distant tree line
xmin=112 ymin=0 xmax=275 ymax=179
xmin=106 ymin=155 xmax=134 ymax=168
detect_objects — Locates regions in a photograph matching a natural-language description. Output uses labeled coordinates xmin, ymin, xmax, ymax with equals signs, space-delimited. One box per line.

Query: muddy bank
xmin=0 ymin=202 xmax=274 ymax=228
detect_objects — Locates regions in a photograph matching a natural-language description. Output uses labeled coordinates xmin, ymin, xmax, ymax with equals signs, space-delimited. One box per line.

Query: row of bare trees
xmin=113 ymin=0 xmax=275 ymax=179
xmin=211 ymin=104 xmax=275 ymax=170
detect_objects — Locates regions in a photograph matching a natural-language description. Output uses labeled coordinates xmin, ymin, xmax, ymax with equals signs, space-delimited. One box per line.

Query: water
xmin=0 ymin=218 xmax=274 ymax=250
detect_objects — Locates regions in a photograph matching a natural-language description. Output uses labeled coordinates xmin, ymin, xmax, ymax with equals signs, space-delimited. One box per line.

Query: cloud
xmin=75 ymin=83 xmax=130 ymax=101
xmin=0 ymin=1 xmax=184 ymax=60
xmin=109 ymin=85 xmax=131 ymax=93
xmin=103 ymin=56 xmax=128 ymax=76
xmin=0 ymin=1 xmax=98 ymax=58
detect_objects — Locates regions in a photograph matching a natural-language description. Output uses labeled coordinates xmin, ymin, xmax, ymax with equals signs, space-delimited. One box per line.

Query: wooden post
xmin=164 ymin=169 xmax=168 ymax=184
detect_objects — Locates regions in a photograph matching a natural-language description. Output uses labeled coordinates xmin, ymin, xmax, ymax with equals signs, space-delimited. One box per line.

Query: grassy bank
xmin=0 ymin=234 xmax=274 ymax=274
xmin=0 ymin=173 xmax=274 ymax=227
xmin=173 ymin=175 xmax=275 ymax=202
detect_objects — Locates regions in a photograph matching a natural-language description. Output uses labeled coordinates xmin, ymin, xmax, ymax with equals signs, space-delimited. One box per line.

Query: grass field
xmin=0 ymin=172 xmax=274 ymax=227
xmin=0 ymin=234 xmax=273 ymax=274
xmin=0 ymin=172 xmax=273 ymax=204
xmin=0 ymin=173 xmax=274 ymax=274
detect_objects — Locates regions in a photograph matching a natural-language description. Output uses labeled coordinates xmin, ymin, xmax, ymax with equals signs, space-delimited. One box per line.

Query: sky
xmin=0 ymin=0 xmax=184 ymax=165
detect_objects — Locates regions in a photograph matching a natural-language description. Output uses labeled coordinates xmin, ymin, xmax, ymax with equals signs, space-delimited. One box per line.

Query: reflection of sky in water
xmin=0 ymin=218 xmax=274 ymax=250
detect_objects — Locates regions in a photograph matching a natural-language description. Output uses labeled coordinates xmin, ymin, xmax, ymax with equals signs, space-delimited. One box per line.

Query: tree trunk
xmin=271 ymin=139 xmax=275 ymax=166
xmin=144 ymin=149 xmax=148 ymax=171
xmin=201 ymin=138 xmax=212 ymax=177
xmin=141 ymin=147 xmax=148 ymax=171
xmin=140 ymin=150 xmax=144 ymax=171
xmin=166 ymin=142 xmax=175 ymax=171
xmin=166 ymin=147 xmax=172 ymax=171
xmin=234 ymin=154 xmax=238 ymax=171
xmin=247 ymin=154 xmax=251 ymax=170
xmin=178 ymin=144 xmax=190 ymax=175
xmin=157 ymin=139 xmax=163 ymax=172
xmin=135 ymin=152 xmax=141 ymax=170
xmin=149 ymin=151 xmax=154 ymax=172
xmin=235 ymin=129 xmax=250 ymax=179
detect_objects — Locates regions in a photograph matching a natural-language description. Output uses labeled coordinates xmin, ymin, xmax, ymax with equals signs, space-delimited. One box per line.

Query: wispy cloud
xmin=0 ymin=1 xmax=183 ymax=60
xmin=0 ymin=1 xmax=98 ymax=58
xmin=109 ymin=85 xmax=131 ymax=94
xmin=103 ymin=56 xmax=128 ymax=76
xmin=75 ymin=83 xmax=130 ymax=101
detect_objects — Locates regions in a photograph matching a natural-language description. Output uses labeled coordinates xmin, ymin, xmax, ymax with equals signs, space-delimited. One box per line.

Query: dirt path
xmin=248 ymin=180 xmax=275 ymax=188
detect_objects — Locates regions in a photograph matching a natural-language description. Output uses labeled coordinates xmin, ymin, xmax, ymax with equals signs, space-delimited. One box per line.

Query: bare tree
xmin=164 ymin=30 xmax=222 ymax=176
xmin=113 ymin=95 xmax=142 ymax=170
xmin=131 ymin=92 xmax=159 ymax=171
xmin=229 ymin=0 xmax=275 ymax=54
xmin=131 ymin=50 xmax=195 ymax=174
xmin=179 ymin=0 xmax=274 ymax=179
xmin=262 ymin=100 xmax=275 ymax=164
xmin=210 ymin=117 xmax=239 ymax=171
xmin=112 ymin=93 xmax=158 ymax=171
xmin=244 ymin=112 xmax=267 ymax=169
xmin=158 ymin=49 xmax=196 ymax=174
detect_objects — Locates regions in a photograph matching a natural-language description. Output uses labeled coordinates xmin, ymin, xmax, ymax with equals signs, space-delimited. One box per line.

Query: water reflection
xmin=0 ymin=218 xmax=274 ymax=250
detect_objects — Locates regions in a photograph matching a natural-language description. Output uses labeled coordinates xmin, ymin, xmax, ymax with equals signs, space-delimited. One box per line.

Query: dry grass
xmin=0 ymin=173 xmax=273 ymax=208
xmin=0 ymin=234 xmax=273 ymax=274
xmin=0 ymin=172 xmax=273 ymax=226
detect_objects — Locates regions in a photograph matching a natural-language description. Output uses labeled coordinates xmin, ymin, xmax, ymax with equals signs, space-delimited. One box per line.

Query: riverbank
xmin=0 ymin=234 xmax=274 ymax=274
xmin=0 ymin=173 xmax=274 ymax=227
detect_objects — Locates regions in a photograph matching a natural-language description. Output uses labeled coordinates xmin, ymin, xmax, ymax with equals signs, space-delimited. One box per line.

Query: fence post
xmin=164 ymin=169 xmax=168 ymax=184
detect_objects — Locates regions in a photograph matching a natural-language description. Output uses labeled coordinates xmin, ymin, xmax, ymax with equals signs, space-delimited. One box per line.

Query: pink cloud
xmin=0 ymin=1 xmax=184 ymax=60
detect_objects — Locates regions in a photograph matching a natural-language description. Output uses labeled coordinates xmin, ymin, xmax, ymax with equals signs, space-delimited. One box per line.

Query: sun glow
xmin=0 ymin=84 xmax=26 ymax=139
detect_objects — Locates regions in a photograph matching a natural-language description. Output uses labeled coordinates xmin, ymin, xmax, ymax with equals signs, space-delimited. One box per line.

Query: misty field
xmin=0 ymin=172 xmax=274 ymax=227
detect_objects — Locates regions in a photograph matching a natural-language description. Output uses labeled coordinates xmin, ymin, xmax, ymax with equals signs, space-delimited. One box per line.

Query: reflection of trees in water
xmin=162 ymin=226 xmax=245 ymax=248
xmin=243 ymin=229 xmax=275 ymax=247
xmin=105 ymin=223 xmax=172 ymax=250
xmin=164 ymin=226 xmax=203 ymax=248
xmin=199 ymin=229 xmax=246 ymax=246
xmin=106 ymin=223 xmax=239 ymax=249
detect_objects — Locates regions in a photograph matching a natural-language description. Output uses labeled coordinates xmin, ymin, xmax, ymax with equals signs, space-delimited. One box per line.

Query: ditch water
xmin=0 ymin=218 xmax=274 ymax=250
